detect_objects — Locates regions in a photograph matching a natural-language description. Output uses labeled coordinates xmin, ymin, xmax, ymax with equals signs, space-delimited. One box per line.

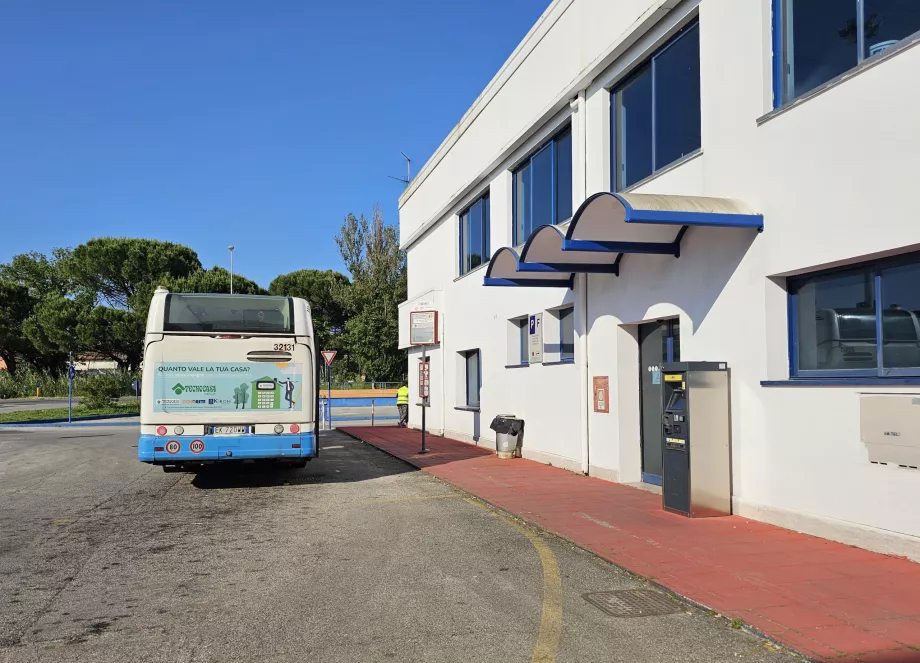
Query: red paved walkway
xmin=340 ymin=426 xmax=920 ymax=662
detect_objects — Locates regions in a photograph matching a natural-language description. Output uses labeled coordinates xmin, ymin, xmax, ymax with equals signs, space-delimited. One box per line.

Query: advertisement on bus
xmin=152 ymin=362 xmax=304 ymax=413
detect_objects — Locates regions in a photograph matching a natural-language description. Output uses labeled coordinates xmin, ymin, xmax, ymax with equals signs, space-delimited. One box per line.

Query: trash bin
xmin=490 ymin=415 xmax=524 ymax=459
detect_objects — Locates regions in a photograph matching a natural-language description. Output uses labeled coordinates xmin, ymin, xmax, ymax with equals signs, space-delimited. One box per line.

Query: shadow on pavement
xmin=189 ymin=455 xmax=417 ymax=490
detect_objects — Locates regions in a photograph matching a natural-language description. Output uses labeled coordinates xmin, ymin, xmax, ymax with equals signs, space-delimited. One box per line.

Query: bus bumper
xmin=138 ymin=433 xmax=316 ymax=464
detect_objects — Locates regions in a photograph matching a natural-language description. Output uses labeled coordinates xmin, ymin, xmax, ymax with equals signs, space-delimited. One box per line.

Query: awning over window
xmin=484 ymin=191 xmax=762 ymax=288
xmin=520 ymin=224 xmax=622 ymax=274
xmin=483 ymin=247 xmax=574 ymax=288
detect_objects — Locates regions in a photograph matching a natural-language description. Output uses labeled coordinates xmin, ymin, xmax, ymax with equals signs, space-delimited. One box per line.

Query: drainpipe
xmin=579 ymin=274 xmax=590 ymax=475
xmin=439 ymin=318 xmax=446 ymax=436
xmin=574 ymin=89 xmax=590 ymax=475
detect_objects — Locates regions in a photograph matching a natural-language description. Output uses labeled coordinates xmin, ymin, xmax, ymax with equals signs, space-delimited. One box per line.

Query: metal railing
xmin=318 ymin=397 xmax=399 ymax=430
xmin=321 ymin=382 xmax=400 ymax=391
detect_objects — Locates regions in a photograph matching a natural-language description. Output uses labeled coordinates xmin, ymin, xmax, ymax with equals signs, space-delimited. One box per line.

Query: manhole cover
xmin=583 ymin=589 xmax=682 ymax=618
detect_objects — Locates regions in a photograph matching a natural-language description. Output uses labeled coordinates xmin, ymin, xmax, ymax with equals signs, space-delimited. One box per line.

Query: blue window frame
xmin=611 ymin=20 xmax=700 ymax=191
xmin=773 ymin=0 xmax=920 ymax=107
xmin=512 ymin=127 xmax=573 ymax=245
xmin=559 ymin=307 xmax=575 ymax=362
xmin=788 ymin=252 xmax=920 ymax=378
xmin=459 ymin=192 xmax=490 ymax=275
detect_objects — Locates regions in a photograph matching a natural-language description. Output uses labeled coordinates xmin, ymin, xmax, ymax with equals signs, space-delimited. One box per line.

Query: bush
xmin=0 ymin=366 xmax=139 ymax=401
xmin=0 ymin=372 xmax=18 ymax=399
xmin=79 ymin=372 xmax=126 ymax=409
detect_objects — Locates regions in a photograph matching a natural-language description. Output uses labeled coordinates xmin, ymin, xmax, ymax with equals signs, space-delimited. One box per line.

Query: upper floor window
xmin=460 ymin=192 xmax=490 ymax=275
xmin=789 ymin=252 xmax=920 ymax=378
xmin=512 ymin=127 xmax=573 ymax=245
xmin=611 ymin=20 xmax=701 ymax=191
xmin=776 ymin=1 xmax=920 ymax=105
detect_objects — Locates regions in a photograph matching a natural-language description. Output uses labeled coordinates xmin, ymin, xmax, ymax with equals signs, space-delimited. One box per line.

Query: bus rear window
xmin=164 ymin=294 xmax=294 ymax=334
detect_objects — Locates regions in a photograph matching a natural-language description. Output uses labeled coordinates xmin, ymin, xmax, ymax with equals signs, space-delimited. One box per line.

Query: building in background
xmin=74 ymin=353 xmax=120 ymax=373
xmin=398 ymin=0 xmax=920 ymax=559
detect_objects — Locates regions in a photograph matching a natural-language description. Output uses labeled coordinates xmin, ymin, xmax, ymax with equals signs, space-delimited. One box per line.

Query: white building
xmin=398 ymin=0 xmax=920 ymax=560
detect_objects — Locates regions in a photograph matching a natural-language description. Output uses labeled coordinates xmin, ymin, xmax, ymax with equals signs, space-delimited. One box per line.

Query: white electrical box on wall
xmin=860 ymin=394 xmax=920 ymax=468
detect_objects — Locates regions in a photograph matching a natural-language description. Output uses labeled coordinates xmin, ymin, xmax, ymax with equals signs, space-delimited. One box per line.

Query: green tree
xmin=0 ymin=250 xmax=73 ymax=373
xmin=162 ymin=266 xmax=264 ymax=295
xmin=335 ymin=205 xmax=406 ymax=381
xmin=0 ymin=249 xmax=72 ymax=299
xmin=0 ymin=280 xmax=34 ymax=374
xmin=64 ymin=239 xmax=203 ymax=369
xmin=2 ymin=239 xmax=206 ymax=371
xmin=66 ymin=238 xmax=201 ymax=310
xmin=268 ymin=269 xmax=349 ymax=352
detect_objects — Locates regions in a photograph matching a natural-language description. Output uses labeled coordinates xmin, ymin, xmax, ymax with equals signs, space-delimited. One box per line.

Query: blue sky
xmin=0 ymin=0 xmax=547 ymax=287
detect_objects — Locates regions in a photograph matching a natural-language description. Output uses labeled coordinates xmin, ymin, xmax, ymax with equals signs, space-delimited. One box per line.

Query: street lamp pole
xmin=228 ymin=245 xmax=235 ymax=294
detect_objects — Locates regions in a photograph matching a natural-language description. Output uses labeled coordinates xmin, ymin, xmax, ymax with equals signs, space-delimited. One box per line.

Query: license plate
xmin=210 ymin=426 xmax=249 ymax=435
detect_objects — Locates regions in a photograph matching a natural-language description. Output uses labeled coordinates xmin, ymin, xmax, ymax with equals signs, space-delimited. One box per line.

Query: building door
xmin=638 ymin=320 xmax=680 ymax=485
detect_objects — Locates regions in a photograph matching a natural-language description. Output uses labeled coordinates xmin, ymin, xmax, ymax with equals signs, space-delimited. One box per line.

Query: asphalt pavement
xmin=0 ymin=426 xmax=797 ymax=662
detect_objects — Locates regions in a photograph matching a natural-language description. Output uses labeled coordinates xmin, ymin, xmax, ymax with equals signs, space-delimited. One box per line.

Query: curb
xmin=340 ymin=429 xmax=809 ymax=661
xmin=0 ymin=414 xmax=140 ymax=427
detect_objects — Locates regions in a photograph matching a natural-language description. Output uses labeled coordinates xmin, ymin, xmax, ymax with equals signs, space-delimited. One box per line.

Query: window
xmin=519 ymin=319 xmax=529 ymax=365
xmin=164 ymin=294 xmax=293 ymax=334
xmin=612 ymin=21 xmax=700 ymax=191
xmin=507 ymin=317 xmax=529 ymax=366
xmin=464 ymin=350 xmax=481 ymax=407
xmin=560 ymin=307 xmax=575 ymax=362
xmin=789 ymin=253 xmax=920 ymax=378
xmin=776 ymin=1 xmax=920 ymax=104
xmin=512 ymin=127 xmax=573 ymax=244
xmin=460 ymin=192 xmax=490 ymax=275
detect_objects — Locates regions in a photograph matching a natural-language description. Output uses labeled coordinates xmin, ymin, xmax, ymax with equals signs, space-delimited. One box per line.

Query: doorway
xmin=638 ymin=319 xmax=680 ymax=485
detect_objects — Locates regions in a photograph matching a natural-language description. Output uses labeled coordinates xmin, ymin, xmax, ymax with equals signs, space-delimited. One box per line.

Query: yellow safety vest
xmin=396 ymin=386 xmax=410 ymax=405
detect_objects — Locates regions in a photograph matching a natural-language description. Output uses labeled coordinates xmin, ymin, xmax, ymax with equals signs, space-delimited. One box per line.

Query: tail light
xmin=156 ymin=426 xmax=167 ymax=436
xmin=290 ymin=424 xmax=301 ymax=434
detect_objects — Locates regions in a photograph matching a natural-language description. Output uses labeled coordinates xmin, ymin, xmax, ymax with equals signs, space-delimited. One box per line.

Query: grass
xmin=0 ymin=401 xmax=140 ymax=424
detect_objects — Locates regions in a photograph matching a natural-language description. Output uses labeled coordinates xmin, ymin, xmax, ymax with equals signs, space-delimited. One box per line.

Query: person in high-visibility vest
xmin=396 ymin=382 xmax=410 ymax=428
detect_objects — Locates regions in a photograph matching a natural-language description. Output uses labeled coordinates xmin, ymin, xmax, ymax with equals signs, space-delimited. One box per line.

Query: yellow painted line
xmin=51 ymin=519 xmax=73 ymax=526
xmin=368 ymin=494 xmax=459 ymax=503
xmin=464 ymin=498 xmax=562 ymax=663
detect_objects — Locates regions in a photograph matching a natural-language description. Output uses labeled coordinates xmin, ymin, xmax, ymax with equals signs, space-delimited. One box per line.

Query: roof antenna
xmin=388 ymin=152 xmax=411 ymax=187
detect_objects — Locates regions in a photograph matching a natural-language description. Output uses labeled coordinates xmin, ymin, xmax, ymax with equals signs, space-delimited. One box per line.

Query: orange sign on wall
xmin=593 ymin=376 xmax=609 ymax=413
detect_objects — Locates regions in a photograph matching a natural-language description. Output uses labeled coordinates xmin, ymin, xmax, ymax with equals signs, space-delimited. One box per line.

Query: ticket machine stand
xmin=660 ymin=362 xmax=732 ymax=518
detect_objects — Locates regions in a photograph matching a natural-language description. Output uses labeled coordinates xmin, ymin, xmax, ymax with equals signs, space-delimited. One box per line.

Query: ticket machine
xmin=661 ymin=362 xmax=731 ymax=517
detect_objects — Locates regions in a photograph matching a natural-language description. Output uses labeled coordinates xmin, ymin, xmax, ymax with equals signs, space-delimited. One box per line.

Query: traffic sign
xmin=68 ymin=364 xmax=76 ymax=381
xmin=165 ymin=440 xmax=181 ymax=455
xmin=321 ymin=350 xmax=337 ymax=366
xmin=189 ymin=439 xmax=205 ymax=454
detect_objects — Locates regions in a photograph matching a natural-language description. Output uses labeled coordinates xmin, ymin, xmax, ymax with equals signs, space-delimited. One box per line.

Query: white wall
xmin=399 ymin=0 xmax=920 ymax=553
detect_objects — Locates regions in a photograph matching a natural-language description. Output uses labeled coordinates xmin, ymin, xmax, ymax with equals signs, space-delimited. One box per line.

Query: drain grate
xmin=583 ymin=589 xmax=682 ymax=618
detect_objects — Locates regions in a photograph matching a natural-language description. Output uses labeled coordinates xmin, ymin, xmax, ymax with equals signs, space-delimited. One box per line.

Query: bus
xmin=138 ymin=287 xmax=319 ymax=470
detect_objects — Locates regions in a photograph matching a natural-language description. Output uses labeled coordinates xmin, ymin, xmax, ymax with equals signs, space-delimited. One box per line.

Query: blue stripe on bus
xmin=138 ymin=432 xmax=316 ymax=463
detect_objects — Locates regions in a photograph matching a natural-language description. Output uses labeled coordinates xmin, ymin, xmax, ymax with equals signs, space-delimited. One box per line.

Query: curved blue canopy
xmin=484 ymin=191 xmax=762 ymax=288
